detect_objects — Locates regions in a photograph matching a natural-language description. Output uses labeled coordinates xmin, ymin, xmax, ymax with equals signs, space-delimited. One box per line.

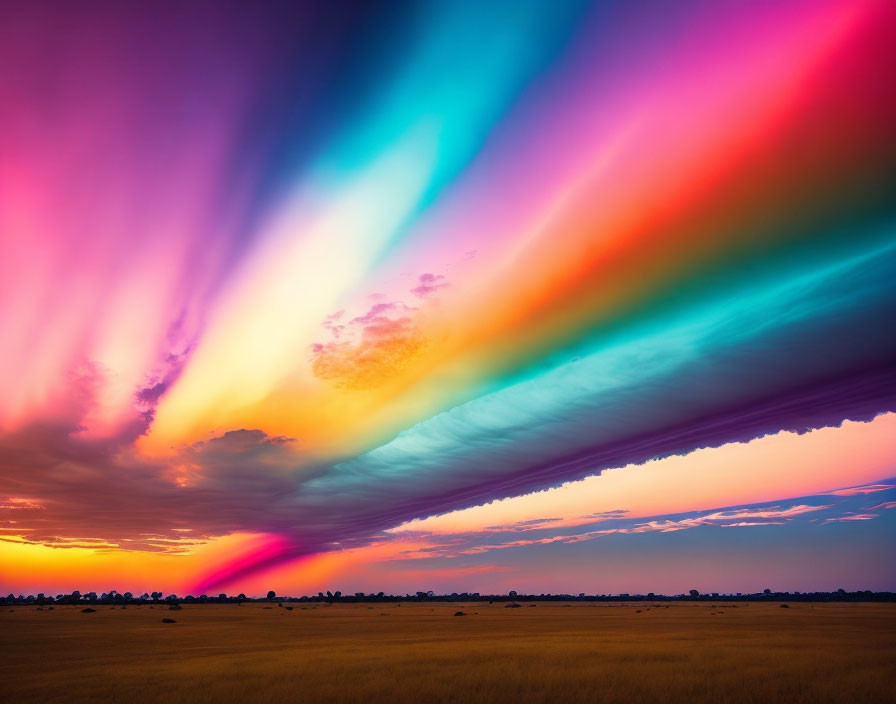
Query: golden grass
xmin=2 ymin=602 xmax=893 ymax=703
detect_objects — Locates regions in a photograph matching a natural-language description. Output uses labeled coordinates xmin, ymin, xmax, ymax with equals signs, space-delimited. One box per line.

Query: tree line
xmin=3 ymin=587 xmax=895 ymax=605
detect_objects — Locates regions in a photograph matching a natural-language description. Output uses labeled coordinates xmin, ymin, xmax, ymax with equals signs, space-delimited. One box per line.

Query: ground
xmin=2 ymin=601 xmax=894 ymax=703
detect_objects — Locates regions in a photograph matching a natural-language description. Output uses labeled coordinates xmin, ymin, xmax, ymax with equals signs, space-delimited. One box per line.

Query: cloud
xmin=823 ymin=513 xmax=879 ymax=523
xmin=311 ymin=302 xmax=428 ymax=389
xmin=410 ymin=273 xmax=449 ymax=298
xmin=2 ymin=240 xmax=896 ymax=590
xmin=0 ymin=393 xmax=309 ymax=556
xmin=389 ymin=503 xmax=834 ymax=560
xmin=821 ymin=483 xmax=895 ymax=496
xmin=303 ymin=241 xmax=896 ymax=550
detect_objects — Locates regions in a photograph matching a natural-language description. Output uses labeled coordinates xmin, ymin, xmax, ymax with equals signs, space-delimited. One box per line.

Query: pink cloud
xmin=482 ymin=510 xmax=630 ymax=534
xmin=868 ymin=501 xmax=896 ymax=510
xmin=410 ymin=273 xmax=449 ymax=298
xmin=821 ymin=483 xmax=895 ymax=496
xmin=392 ymin=504 xmax=833 ymax=560
xmin=823 ymin=513 xmax=879 ymax=523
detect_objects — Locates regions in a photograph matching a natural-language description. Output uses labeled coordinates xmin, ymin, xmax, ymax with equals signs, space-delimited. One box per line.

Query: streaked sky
xmin=1 ymin=0 xmax=894 ymax=597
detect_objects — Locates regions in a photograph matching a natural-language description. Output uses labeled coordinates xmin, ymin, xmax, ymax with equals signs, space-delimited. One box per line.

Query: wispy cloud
xmin=868 ymin=501 xmax=896 ymax=510
xmin=821 ymin=483 xmax=895 ymax=496
xmin=391 ymin=503 xmax=834 ymax=560
xmin=823 ymin=513 xmax=879 ymax=523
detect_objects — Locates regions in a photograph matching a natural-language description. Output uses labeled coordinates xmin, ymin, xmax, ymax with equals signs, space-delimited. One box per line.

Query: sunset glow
xmin=1 ymin=0 xmax=895 ymax=597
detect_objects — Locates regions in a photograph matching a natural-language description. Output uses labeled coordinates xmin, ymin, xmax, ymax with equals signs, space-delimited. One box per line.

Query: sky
xmin=1 ymin=0 xmax=894 ymax=597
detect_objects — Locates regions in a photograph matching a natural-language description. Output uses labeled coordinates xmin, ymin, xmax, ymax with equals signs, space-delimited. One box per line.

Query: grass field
xmin=2 ymin=601 xmax=894 ymax=703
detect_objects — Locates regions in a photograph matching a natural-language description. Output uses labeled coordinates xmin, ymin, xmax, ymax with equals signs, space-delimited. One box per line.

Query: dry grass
xmin=2 ymin=602 xmax=893 ymax=703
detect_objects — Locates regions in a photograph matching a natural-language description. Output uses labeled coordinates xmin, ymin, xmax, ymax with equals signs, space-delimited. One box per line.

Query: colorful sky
xmin=1 ymin=0 xmax=895 ymax=597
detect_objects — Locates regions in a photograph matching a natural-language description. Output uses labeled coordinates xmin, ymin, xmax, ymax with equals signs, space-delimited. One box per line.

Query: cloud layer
xmin=1 ymin=0 xmax=895 ymax=592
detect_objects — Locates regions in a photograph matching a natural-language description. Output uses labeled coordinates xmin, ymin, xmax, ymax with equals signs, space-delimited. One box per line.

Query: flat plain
xmin=2 ymin=601 xmax=894 ymax=703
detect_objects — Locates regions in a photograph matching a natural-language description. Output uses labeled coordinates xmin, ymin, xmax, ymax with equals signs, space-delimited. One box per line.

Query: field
xmin=2 ymin=601 xmax=894 ymax=703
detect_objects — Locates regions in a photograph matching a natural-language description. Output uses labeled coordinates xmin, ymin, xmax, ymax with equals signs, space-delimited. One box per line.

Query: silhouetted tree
xmin=689 ymin=590 xmax=700 ymax=598
xmin=267 ymin=590 xmax=276 ymax=601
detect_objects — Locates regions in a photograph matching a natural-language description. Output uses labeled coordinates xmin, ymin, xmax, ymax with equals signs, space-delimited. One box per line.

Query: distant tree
xmin=218 ymin=593 xmax=227 ymax=601
xmin=509 ymin=591 xmax=517 ymax=597
xmin=689 ymin=590 xmax=700 ymax=598
xmin=123 ymin=592 xmax=133 ymax=601
xmin=763 ymin=589 xmax=772 ymax=596
xmin=334 ymin=591 xmax=341 ymax=599
xmin=267 ymin=590 xmax=276 ymax=601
